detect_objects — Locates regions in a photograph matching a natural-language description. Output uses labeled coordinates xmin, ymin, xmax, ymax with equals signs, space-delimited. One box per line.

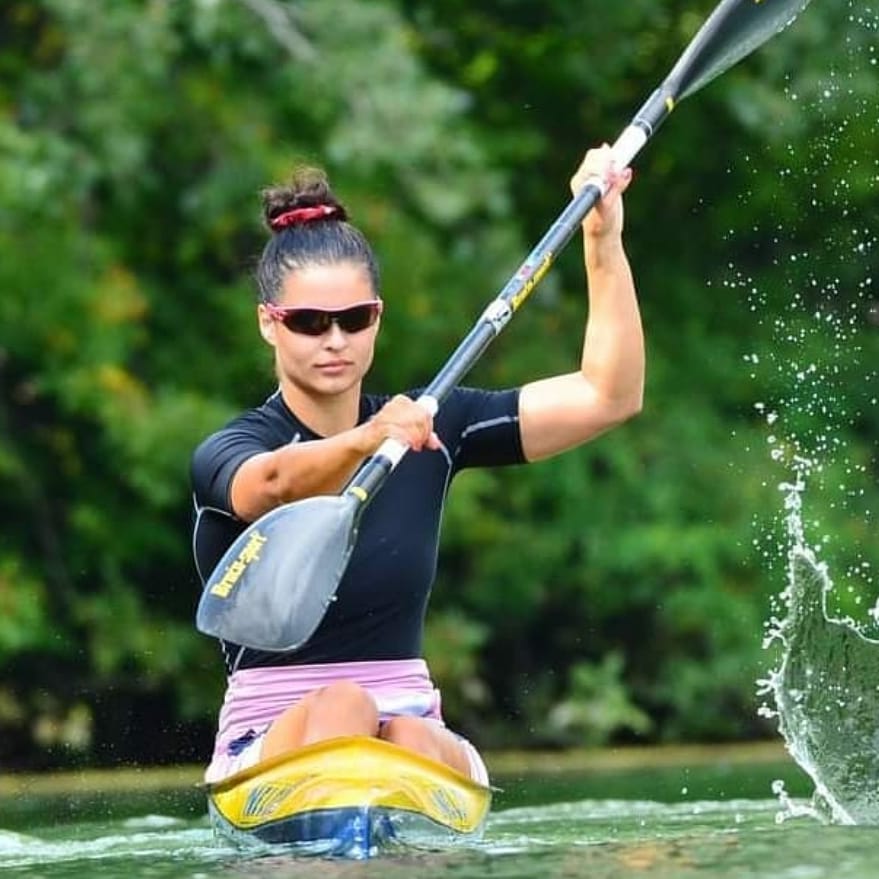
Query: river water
xmin=2 ymin=757 xmax=878 ymax=879
xmin=4 ymin=802 xmax=875 ymax=879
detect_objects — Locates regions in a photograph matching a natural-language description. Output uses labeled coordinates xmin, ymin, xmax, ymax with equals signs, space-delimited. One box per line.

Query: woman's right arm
xmin=229 ymin=395 xmax=439 ymax=522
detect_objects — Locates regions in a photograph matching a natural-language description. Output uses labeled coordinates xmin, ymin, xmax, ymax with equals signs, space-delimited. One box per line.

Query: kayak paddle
xmin=197 ymin=0 xmax=813 ymax=651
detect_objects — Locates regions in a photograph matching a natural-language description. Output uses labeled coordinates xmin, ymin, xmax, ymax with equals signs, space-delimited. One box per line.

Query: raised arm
xmin=518 ymin=146 xmax=644 ymax=462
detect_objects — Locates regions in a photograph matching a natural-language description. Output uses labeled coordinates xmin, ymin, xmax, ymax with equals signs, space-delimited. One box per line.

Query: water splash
xmin=759 ymin=469 xmax=879 ymax=824
xmin=741 ymin=2 xmax=879 ymax=825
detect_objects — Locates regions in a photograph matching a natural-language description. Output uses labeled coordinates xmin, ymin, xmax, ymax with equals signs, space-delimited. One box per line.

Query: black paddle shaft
xmin=346 ymin=181 xmax=604 ymax=503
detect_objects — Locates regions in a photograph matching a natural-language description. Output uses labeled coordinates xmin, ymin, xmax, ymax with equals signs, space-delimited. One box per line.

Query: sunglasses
xmin=264 ymin=299 xmax=383 ymax=336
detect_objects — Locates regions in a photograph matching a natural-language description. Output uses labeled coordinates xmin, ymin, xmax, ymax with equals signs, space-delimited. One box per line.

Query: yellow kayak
xmin=206 ymin=735 xmax=492 ymax=858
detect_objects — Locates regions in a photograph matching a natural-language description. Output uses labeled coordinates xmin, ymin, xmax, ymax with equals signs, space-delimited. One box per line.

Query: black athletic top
xmin=191 ymin=387 xmax=525 ymax=673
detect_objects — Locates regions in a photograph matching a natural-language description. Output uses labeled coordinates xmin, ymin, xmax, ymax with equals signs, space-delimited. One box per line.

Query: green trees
xmin=1 ymin=0 xmax=875 ymax=767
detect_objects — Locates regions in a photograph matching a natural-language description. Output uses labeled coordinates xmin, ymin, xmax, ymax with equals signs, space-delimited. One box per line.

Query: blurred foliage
xmin=0 ymin=0 xmax=875 ymax=768
xmin=543 ymin=653 xmax=654 ymax=746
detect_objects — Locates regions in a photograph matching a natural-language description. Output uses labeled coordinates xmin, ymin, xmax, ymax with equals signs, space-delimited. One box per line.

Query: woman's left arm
xmin=518 ymin=146 xmax=645 ymax=462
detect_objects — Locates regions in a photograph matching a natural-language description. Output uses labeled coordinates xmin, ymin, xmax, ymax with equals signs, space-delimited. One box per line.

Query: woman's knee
xmin=262 ymin=680 xmax=379 ymax=758
xmin=380 ymin=715 xmax=434 ymax=752
xmin=311 ymin=680 xmax=379 ymax=729
xmin=380 ymin=716 xmax=471 ymax=777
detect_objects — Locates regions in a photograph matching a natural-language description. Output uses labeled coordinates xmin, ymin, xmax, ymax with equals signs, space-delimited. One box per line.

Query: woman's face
xmin=258 ymin=262 xmax=380 ymax=401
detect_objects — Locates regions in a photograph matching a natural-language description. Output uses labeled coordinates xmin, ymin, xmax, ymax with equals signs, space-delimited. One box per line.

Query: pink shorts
xmin=204 ymin=659 xmax=489 ymax=787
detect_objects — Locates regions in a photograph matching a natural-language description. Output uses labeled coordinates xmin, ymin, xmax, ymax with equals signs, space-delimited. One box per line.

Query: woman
xmin=191 ymin=145 xmax=643 ymax=785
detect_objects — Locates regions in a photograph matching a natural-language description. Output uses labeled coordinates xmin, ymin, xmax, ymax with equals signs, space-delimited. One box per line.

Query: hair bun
xmin=262 ymin=166 xmax=349 ymax=233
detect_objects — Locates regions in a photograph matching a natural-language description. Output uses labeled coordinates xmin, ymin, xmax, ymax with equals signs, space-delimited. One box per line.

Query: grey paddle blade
xmin=196 ymin=494 xmax=360 ymax=651
xmin=671 ymin=0 xmax=812 ymax=101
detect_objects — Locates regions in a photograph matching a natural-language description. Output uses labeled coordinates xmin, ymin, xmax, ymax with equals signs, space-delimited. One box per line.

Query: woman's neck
xmin=280 ymin=383 xmax=362 ymax=438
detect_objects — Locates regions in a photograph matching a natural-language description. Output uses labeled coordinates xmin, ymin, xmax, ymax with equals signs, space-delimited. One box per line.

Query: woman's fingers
xmin=571 ymin=145 xmax=632 ymax=238
xmin=371 ymin=395 xmax=437 ymax=452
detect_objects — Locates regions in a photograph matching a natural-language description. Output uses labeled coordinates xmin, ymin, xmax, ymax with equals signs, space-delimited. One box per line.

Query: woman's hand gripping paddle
xmin=197 ymin=0 xmax=813 ymax=652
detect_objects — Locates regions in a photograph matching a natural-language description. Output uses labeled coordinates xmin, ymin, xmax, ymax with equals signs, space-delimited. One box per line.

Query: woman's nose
xmin=323 ymin=320 xmax=348 ymax=346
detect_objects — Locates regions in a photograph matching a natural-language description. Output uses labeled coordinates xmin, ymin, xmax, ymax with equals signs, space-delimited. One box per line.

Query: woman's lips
xmin=314 ymin=360 xmax=351 ymax=375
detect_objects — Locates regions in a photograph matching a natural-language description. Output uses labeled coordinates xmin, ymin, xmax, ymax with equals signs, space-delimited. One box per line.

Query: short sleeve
xmin=190 ymin=402 xmax=301 ymax=583
xmin=441 ymin=386 xmax=525 ymax=471
xmin=190 ymin=426 xmax=269 ymax=513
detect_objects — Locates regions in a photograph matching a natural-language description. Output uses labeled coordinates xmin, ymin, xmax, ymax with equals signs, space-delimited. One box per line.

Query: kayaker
xmin=191 ymin=145 xmax=643 ymax=785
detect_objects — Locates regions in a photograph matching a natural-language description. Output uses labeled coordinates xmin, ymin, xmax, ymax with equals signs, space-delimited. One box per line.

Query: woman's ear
xmin=257 ymin=304 xmax=277 ymax=347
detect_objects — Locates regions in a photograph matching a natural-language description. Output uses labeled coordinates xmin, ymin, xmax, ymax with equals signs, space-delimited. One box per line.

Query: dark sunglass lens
xmin=277 ymin=303 xmax=379 ymax=335
xmin=335 ymin=304 xmax=378 ymax=333
xmin=283 ymin=309 xmax=331 ymax=335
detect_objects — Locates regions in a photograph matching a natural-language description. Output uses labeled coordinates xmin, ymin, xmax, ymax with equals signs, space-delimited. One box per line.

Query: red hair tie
xmin=269 ymin=204 xmax=339 ymax=230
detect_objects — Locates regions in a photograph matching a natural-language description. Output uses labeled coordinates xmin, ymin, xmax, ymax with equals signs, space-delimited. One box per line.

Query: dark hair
xmin=255 ymin=166 xmax=380 ymax=303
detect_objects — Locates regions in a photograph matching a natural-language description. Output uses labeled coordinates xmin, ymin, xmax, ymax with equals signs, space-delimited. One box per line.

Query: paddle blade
xmin=669 ymin=0 xmax=811 ymax=102
xmin=196 ymin=494 xmax=359 ymax=651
